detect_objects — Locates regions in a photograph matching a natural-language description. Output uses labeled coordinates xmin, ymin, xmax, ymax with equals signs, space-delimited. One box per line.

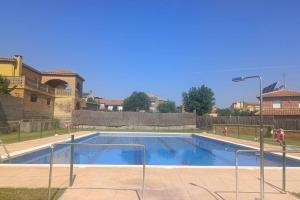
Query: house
xmin=81 ymin=90 xmax=99 ymax=110
xmin=230 ymin=101 xmax=260 ymax=112
xmin=260 ymin=89 xmax=300 ymax=116
xmin=147 ymin=93 xmax=168 ymax=112
xmin=0 ymin=55 xmax=84 ymax=119
xmin=98 ymin=99 xmax=123 ymax=111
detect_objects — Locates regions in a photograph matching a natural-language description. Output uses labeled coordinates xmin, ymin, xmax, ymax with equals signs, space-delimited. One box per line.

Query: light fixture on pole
xmin=232 ymin=75 xmax=264 ymax=200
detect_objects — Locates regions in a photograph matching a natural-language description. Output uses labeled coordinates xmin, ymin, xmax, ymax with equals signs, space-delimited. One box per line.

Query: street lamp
xmin=232 ymin=75 xmax=264 ymax=200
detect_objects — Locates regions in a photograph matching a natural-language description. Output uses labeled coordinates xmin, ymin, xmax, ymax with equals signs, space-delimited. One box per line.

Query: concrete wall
xmin=72 ymin=110 xmax=196 ymax=129
xmin=0 ymin=94 xmax=23 ymax=121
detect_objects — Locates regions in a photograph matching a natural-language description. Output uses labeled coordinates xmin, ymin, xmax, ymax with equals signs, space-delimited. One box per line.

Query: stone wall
xmin=0 ymin=94 xmax=23 ymax=121
xmin=72 ymin=110 xmax=196 ymax=129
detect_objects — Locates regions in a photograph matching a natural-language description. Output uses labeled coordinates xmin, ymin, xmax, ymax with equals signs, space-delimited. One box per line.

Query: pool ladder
xmin=0 ymin=139 xmax=10 ymax=162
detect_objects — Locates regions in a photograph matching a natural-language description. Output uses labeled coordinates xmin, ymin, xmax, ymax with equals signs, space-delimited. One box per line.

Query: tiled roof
xmin=259 ymin=108 xmax=300 ymax=116
xmin=43 ymin=70 xmax=85 ymax=81
xmin=262 ymin=89 xmax=300 ymax=97
xmin=99 ymin=99 xmax=123 ymax=106
xmin=244 ymin=102 xmax=260 ymax=106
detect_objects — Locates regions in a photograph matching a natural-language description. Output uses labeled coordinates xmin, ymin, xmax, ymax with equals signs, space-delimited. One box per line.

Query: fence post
xmin=237 ymin=116 xmax=240 ymax=138
xmin=69 ymin=134 xmax=75 ymax=186
xmin=18 ymin=121 xmax=21 ymax=142
xmin=54 ymin=120 xmax=57 ymax=134
xmin=40 ymin=121 xmax=43 ymax=138
xmin=282 ymin=142 xmax=286 ymax=192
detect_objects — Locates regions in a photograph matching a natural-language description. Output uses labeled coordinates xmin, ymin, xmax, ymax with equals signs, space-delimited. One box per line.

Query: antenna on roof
xmin=282 ymin=73 xmax=286 ymax=89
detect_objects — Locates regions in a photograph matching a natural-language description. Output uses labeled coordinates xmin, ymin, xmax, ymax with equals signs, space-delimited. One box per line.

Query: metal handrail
xmin=47 ymin=142 xmax=146 ymax=200
xmin=0 ymin=140 xmax=10 ymax=162
xmin=235 ymin=148 xmax=300 ymax=200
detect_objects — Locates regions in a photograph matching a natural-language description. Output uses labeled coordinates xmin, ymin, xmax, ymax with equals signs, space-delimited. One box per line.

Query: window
xmin=272 ymin=101 xmax=281 ymax=109
xmin=47 ymin=98 xmax=51 ymax=105
xmin=30 ymin=94 xmax=37 ymax=102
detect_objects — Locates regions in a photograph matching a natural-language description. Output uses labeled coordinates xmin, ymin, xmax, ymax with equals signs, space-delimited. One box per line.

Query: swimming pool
xmin=3 ymin=133 xmax=300 ymax=166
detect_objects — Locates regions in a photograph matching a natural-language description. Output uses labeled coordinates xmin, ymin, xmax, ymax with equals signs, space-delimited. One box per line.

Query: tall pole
xmin=259 ymin=77 xmax=264 ymax=200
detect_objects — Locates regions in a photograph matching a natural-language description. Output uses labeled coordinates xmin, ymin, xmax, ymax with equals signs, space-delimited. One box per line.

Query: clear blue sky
xmin=1 ymin=0 xmax=300 ymax=108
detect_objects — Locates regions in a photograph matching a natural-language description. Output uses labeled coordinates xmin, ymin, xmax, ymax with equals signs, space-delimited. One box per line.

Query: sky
xmin=1 ymin=0 xmax=300 ymax=108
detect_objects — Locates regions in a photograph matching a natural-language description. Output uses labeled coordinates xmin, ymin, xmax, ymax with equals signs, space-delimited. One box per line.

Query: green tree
xmin=182 ymin=85 xmax=215 ymax=116
xmin=216 ymin=108 xmax=232 ymax=116
xmin=217 ymin=108 xmax=256 ymax=116
xmin=0 ymin=75 xmax=14 ymax=94
xmin=123 ymin=91 xmax=150 ymax=111
xmin=113 ymin=105 xmax=118 ymax=111
xmin=158 ymin=101 xmax=176 ymax=113
xmin=86 ymin=97 xmax=95 ymax=103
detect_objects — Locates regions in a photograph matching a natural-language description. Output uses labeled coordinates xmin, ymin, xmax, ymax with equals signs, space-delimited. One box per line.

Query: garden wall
xmin=72 ymin=110 xmax=196 ymax=129
xmin=0 ymin=94 xmax=23 ymax=121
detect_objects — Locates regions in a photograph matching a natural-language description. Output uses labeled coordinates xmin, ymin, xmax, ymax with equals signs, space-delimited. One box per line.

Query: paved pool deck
xmin=0 ymin=131 xmax=300 ymax=200
xmin=0 ymin=166 xmax=299 ymax=200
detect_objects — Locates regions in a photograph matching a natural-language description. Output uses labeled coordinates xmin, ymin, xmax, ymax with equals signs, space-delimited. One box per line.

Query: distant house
xmin=98 ymin=99 xmax=123 ymax=112
xmin=259 ymin=89 xmax=300 ymax=116
xmin=147 ymin=93 xmax=168 ymax=112
xmin=81 ymin=90 xmax=100 ymax=111
xmin=230 ymin=101 xmax=260 ymax=112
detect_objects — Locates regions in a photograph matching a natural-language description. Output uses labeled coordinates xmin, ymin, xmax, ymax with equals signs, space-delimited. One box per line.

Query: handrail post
xmin=0 ymin=139 xmax=10 ymax=162
xmin=282 ymin=142 xmax=286 ymax=192
xmin=47 ymin=144 xmax=54 ymax=200
xmin=235 ymin=151 xmax=239 ymax=200
xmin=142 ymin=146 xmax=146 ymax=200
xmin=69 ymin=134 xmax=75 ymax=186
xmin=18 ymin=121 xmax=21 ymax=142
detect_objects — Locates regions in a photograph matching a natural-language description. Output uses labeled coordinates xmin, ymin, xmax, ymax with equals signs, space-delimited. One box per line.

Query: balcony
xmin=6 ymin=76 xmax=55 ymax=95
xmin=55 ymin=88 xmax=72 ymax=96
xmin=5 ymin=76 xmax=77 ymax=97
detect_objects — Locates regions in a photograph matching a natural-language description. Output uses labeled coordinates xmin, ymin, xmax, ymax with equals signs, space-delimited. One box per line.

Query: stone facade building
xmin=230 ymin=101 xmax=260 ymax=112
xmin=0 ymin=55 xmax=84 ymax=119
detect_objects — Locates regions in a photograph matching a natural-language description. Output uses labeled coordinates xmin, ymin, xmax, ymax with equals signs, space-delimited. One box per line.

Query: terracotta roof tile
xmin=99 ymin=99 xmax=123 ymax=106
xmin=259 ymin=108 xmax=300 ymax=116
xmin=262 ymin=89 xmax=300 ymax=97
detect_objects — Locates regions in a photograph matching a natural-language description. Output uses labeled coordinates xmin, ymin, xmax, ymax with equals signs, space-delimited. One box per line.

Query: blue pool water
xmin=4 ymin=133 xmax=300 ymax=166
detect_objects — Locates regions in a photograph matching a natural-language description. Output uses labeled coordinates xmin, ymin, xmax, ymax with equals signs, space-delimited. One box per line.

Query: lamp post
xmin=232 ymin=75 xmax=264 ymax=200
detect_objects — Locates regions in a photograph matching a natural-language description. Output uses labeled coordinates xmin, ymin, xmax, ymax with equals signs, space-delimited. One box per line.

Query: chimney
xmin=13 ymin=55 xmax=23 ymax=76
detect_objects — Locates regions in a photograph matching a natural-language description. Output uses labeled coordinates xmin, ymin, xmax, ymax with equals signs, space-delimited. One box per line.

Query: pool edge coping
xmin=1 ymin=131 xmax=300 ymax=167
xmin=193 ymin=132 xmax=300 ymax=161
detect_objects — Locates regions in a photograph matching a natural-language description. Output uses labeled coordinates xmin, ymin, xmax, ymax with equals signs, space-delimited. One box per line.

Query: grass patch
xmin=0 ymin=127 xmax=91 ymax=144
xmin=209 ymin=132 xmax=300 ymax=147
xmin=0 ymin=188 xmax=66 ymax=200
xmin=293 ymin=193 xmax=300 ymax=199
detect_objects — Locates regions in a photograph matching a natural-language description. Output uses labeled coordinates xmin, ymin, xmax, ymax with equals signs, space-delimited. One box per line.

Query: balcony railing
xmin=6 ymin=76 xmax=25 ymax=87
xmin=5 ymin=76 xmax=76 ymax=97
xmin=55 ymin=88 xmax=72 ymax=96
xmin=6 ymin=76 xmax=55 ymax=95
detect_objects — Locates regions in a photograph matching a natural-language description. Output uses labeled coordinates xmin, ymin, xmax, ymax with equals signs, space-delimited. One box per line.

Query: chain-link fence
xmin=211 ymin=124 xmax=300 ymax=147
xmin=0 ymin=120 xmax=92 ymax=144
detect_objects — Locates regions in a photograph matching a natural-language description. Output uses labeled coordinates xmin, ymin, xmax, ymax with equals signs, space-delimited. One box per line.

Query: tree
xmin=182 ymin=85 xmax=215 ymax=116
xmin=217 ymin=108 xmax=256 ymax=116
xmin=113 ymin=105 xmax=118 ymax=111
xmin=158 ymin=101 xmax=176 ymax=113
xmin=123 ymin=91 xmax=150 ymax=111
xmin=0 ymin=75 xmax=14 ymax=94
xmin=216 ymin=108 xmax=232 ymax=116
